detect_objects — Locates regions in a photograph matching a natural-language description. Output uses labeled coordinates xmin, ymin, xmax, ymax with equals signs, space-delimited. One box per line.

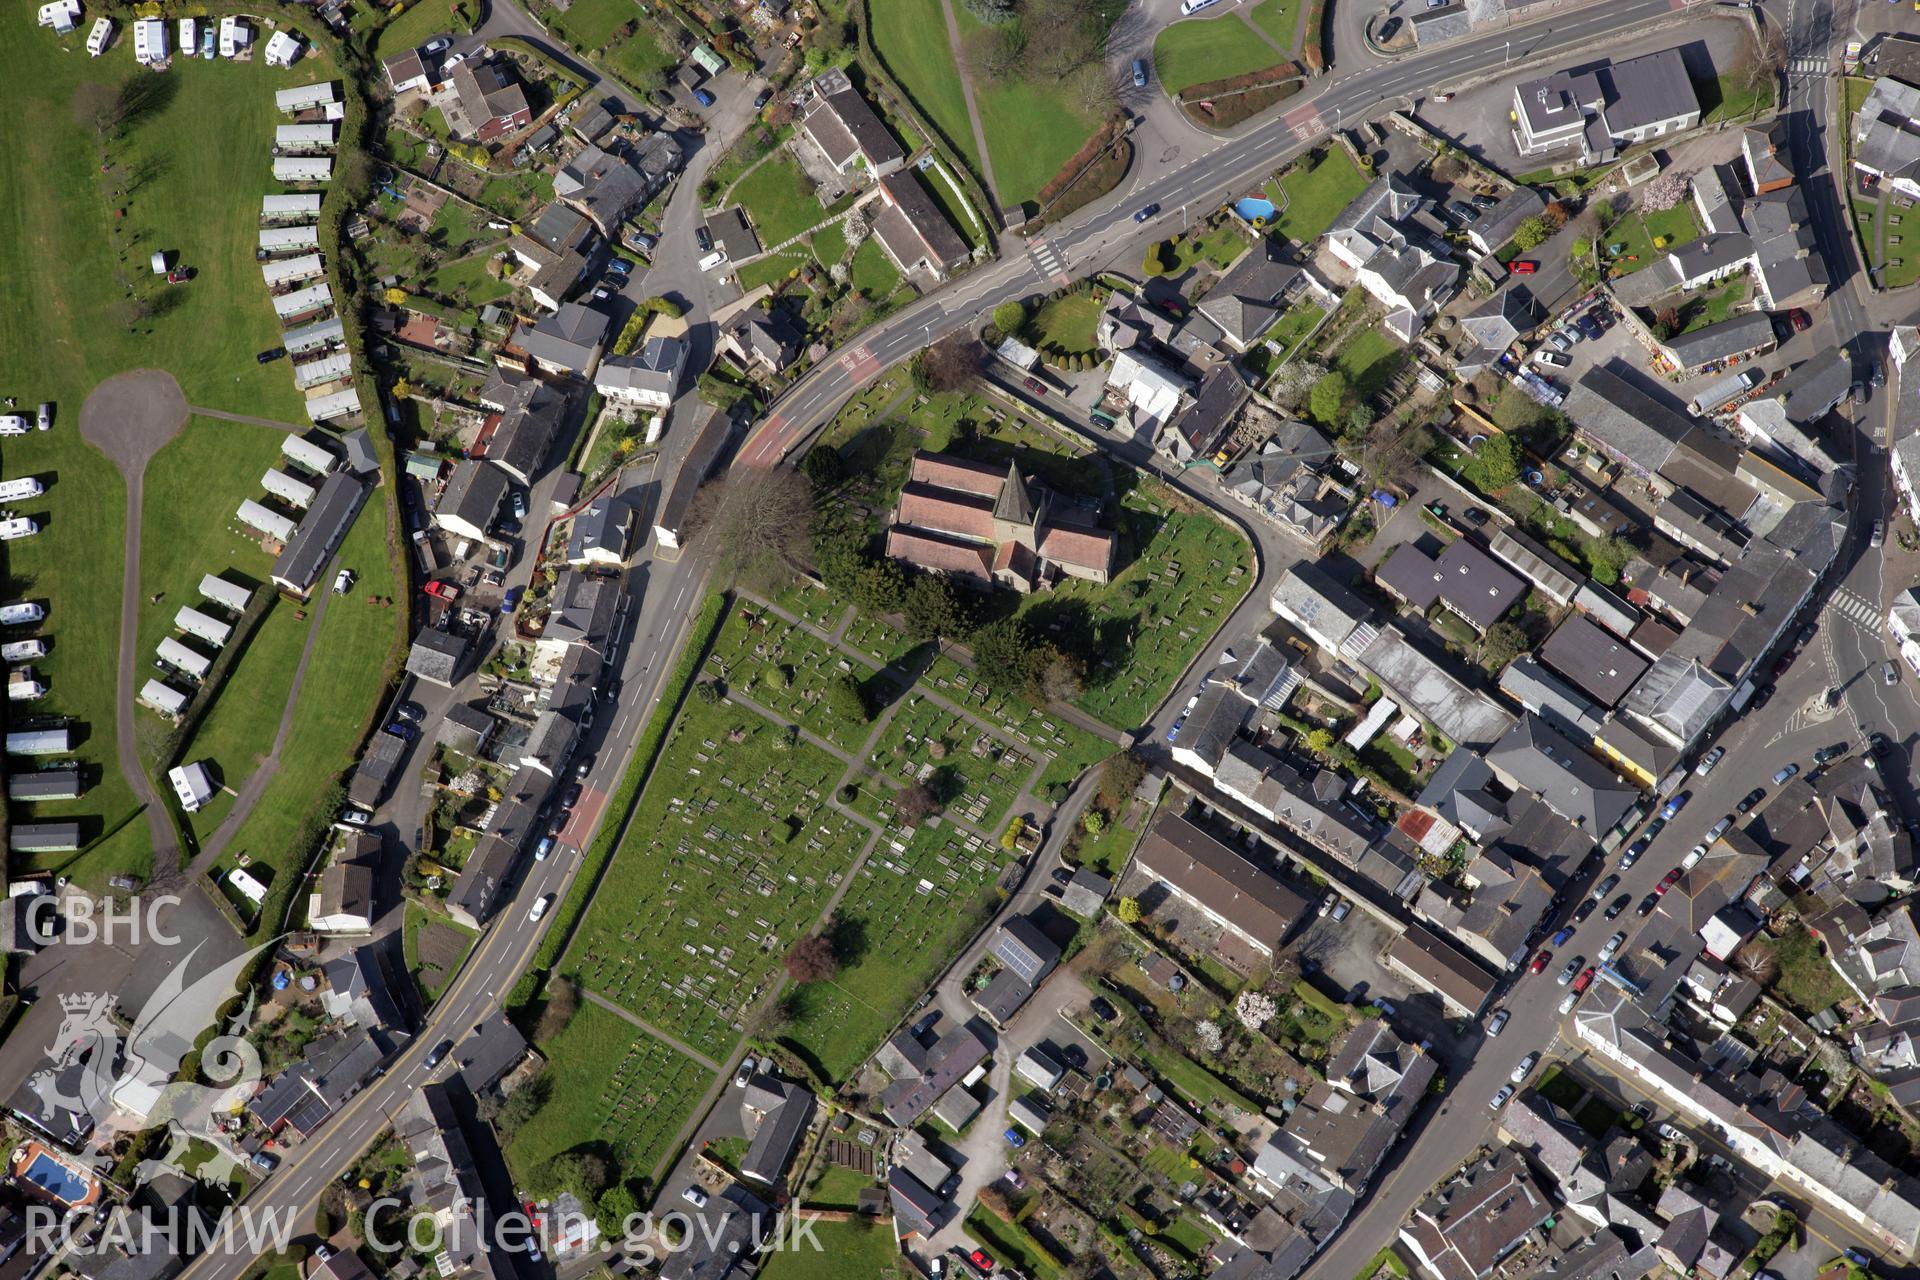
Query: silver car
xmin=1598 ymin=931 xmax=1626 ymax=963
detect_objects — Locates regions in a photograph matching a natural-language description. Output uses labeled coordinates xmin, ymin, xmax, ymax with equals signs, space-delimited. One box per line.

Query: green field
xmin=540 ymin=0 xmax=675 ymax=92
xmin=1264 ymin=148 xmax=1369 ymax=246
xmin=869 ymin=0 xmax=984 ymax=178
xmin=1335 ymin=329 xmax=1403 ymax=398
xmin=0 ymin=11 xmax=342 ymax=887
xmin=504 ymin=999 xmax=714 ymax=1186
xmin=1153 ymin=8 xmax=1292 ymax=95
xmin=732 ymin=151 xmax=829 ymax=249
xmin=169 ymin=604 xmax=306 ymax=844
xmin=561 ymin=692 xmax=870 ymax=1059
xmin=781 ymin=823 xmax=1004 ymax=1081
xmin=951 ymin=6 xmax=1111 ymax=209
xmin=1249 ymin=0 xmax=1303 ymax=49
xmin=759 ymin=1218 xmax=903 ymax=1280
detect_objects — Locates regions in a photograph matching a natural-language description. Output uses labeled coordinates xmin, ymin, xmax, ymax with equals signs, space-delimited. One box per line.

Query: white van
xmin=1180 ymin=0 xmax=1225 ymax=13
xmin=698 ymin=250 xmax=729 ymax=273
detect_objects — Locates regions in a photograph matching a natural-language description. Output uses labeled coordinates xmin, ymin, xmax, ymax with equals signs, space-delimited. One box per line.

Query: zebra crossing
xmin=1826 ymin=585 xmax=1883 ymax=631
xmin=1786 ymin=56 xmax=1829 ymax=77
xmin=1027 ymin=237 xmax=1070 ymax=285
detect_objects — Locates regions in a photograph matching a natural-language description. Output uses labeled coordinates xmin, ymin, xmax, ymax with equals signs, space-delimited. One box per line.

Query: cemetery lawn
xmin=557 ymin=688 xmax=871 ymax=1060
xmin=779 ymin=820 xmax=1005 ymax=1082
xmin=504 ymin=999 xmax=714 ymax=1187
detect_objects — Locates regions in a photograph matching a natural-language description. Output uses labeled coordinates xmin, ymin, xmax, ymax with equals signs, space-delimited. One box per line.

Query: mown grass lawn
xmin=403 ymin=902 xmax=477 ymax=1004
xmin=732 ymin=151 xmax=827 ymax=248
xmin=167 ymin=605 xmax=305 ymax=844
xmin=951 ymin=4 xmax=1113 ymax=210
xmin=541 ymin=0 xmax=675 ymax=91
xmin=1265 ymin=147 xmax=1368 ymax=245
xmin=851 ymin=237 xmax=902 ymax=298
xmin=1695 ymin=71 xmax=1773 ymax=126
xmin=1249 ymin=0 xmax=1303 ymax=49
xmin=211 ymin=500 xmax=405 ymax=923
xmin=1606 ymin=202 xmax=1701 ymax=274
xmin=0 ymin=13 xmax=336 ymax=886
xmin=1336 ymin=329 xmax=1403 ymax=397
xmin=1153 ymin=9 xmax=1291 ymax=95
xmin=504 ymin=998 xmax=714 ymax=1188
xmin=1027 ymin=293 xmax=1104 ymax=355
xmin=870 ymin=0 xmax=983 ymax=177
xmin=376 ymin=0 xmax=465 ymax=54
xmin=759 ymin=1219 xmax=902 ymax=1280
xmin=1265 ymin=298 xmax=1324 ymax=355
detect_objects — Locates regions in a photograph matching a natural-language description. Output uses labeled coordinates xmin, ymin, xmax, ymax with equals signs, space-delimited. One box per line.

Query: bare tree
xmin=917 ymin=332 xmax=986 ymax=392
xmin=1068 ymin=64 xmax=1121 ymax=120
xmin=72 ymin=81 xmax=126 ymax=141
xmin=783 ymin=933 xmax=839 ymax=983
xmin=1738 ymin=27 xmax=1786 ymax=96
xmin=892 ymin=781 xmax=940 ymax=826
xmin=1020 ymin=0 xmax=1101 ymax=79
xmin=691 ymin=468 xmax=816 ymax=592
xmin=964 ymin=24 xmax=1027 ymax=85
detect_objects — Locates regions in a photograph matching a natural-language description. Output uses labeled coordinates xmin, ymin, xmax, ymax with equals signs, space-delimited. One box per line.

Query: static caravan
xmin=86 ymin=16 xmax=112 ymax=55
xmin=237 ymin=499 xmax=297 ymax=544
xmin=2 ymin=640 xmax=47 ymax=663
xmin=131 ymin=16 xmax=165 ymax=64
xmin=169 ymin=762 xmax=216 ymax=812
xmin=275 ymin=82 xmax=338 ymax=114
xmin=259 ymin=225 xmax=321 ymax=255
xmin=139 ymin=680 xmax=189 ymax=718
xmin=7 ymin=728 xmax=70 ymax=755
xmin=293 ymin=352 xmax=353 ymax=391
xmin=37 ymin=1 xmax=80 ymax=34
xmin=273 ymin=157 xmax=333 ymax=185
xmin=12 ymin=824 xmax=82 ymax=853
xmin=272 ymin=282 xmax=333 ymax=322
xmin=0 ymin=602 xmax=44 ymax=625
xmin=156 ymin=636 xmax=212 ymax=680
xmin=284 ymin=316 xmax=344 ymax=354
xmin=0 ymin=478 xmax=44 ymax=502
xmin=305 ymin=387 xmax=361 ymax=423
xmin=175 ymin=607 xmax=232 ymax=648
xmin=10 ymin=670 xmax=45 ymax=701
xmin=261 ymin=193 xmax=324 ymax=224
xmin=262 ymin=254 xmax=325 ymax=290
xmin=262 ymin=468 xmax=319 ymax=508
xmin=178 ymin=18 xmax=195 ymax=51
xmin=199 ymin=575 xmax=252 ymax=614
xmin=0 ymin=519 xmax=40 ymax=541
xmin=218 ymin=15 xmax=249 ymax=57
xmin=10 ymin=768 xmax=82 ymax=802
xmin=281 ymin=434 xmax=338 ymax=475
xmin=276 ymin=123 xmax=336 ymax=152
xmin=263 ymin=29 xmax=302 ymax=67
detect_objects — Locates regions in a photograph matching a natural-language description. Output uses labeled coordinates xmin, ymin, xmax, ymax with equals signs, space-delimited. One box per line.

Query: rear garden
xmin=1261 ymin=146 xmax=1369 ymax=245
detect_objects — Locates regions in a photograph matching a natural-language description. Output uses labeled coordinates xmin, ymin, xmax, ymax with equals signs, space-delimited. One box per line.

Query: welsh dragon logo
xmin=25 ymin=940 xmax=276 ymax=1190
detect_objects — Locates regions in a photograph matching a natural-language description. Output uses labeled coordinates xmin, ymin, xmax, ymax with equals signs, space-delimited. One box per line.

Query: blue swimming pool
xmin=1234 ymin=196 xmax=1277 ymax=223
xmin=24 ymin=1151 xmax=90 ymax=1204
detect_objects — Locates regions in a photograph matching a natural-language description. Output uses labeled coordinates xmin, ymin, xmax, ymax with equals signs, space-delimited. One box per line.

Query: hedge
xmin=507 ymin=591 xmax=729 ymax=1011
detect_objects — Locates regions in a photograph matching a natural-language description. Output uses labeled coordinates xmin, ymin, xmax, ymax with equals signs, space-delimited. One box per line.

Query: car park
xmin=1557 ymin=957 xmax=1582 ymax=985
xmin=1772 ymin=763 xmax=1800 ymax=785
xmin=1489 ymin=1084 xmax=1515 ymax=1109
xmin=1486 ymin=1009 xmax=1510 ymax=1037
xmin=1598 ymin=931 xmax=1626 ymax=962
xmin=1605 ymin=894 xmax=1631 ymax=920
xmin=1510 ymin=1052 xmax=1540 ymax=1083
xmin=1696 ymin=746 xmax=1725 ymax=776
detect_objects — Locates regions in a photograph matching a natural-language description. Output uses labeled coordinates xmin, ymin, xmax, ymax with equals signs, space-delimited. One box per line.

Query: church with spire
xmin=885 ymin=451 xmax=1117 ymax=593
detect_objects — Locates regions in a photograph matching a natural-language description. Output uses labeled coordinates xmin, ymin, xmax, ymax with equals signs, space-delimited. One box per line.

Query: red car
xmin=1655 ymin=868 xmax=1683 ymax=896
xmin=1529 ymin=949 xmax=1553 ymax=975
xmin=1511 ymin=260 xmax=1538 ymax=275
xmin=424 ymin=579 xmax=461 ymax=600
xmin=1571 ymin=967 xmax=1596 ymax=994
xmin=968 ymin=1251 xmax=996 ymax=1274
xmin=1787 ymin=308 xmax=1811 ymax=332
xmin=1023 ymin=377 xmax=1048 ymax=396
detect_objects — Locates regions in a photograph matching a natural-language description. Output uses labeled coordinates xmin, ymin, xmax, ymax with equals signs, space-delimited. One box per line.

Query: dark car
xmin=425 ymin=1039 xmax=454 ymax=1068
xmin=1604 ymin=894 xmax=1631 ymax=920
xmin=1050 ymin=866 xmax=1072 ymax=885
xmin=1594 ymin=874 xmax=1620 ymax=898
xmin=1637 ymin=892 xmax=1661 ymax=917
xmin=385 ymin=720 xmax=417 ymax=742
xmin=1871 ymin=731 xmax=1894 ymax=757
xmin=256 ymin=347 xmax=286 ymax=364
xmin=695 ymin=226 xmax=714 ymax=253
xmin=1571 ymin=897 xmax=1599 ymax=924
xmin=692 ymin=87 xmax=716 ymax=108
xmin=495 ymin=516 xmax=522 ymax=537
xmin=1462 ymin=506 xmax=1488 ymax=526
xmin=394 ymin=700 xmax=426 ymax=724
xmin=501 ymin=585 xmax=523 ymax=612
xmin=1551 ymin=925 xmax=1575 ymax=947
xmin=1750 ymin=683 xmax=1774 ymax=709
xmin=754 ymin=87 xmax=772 ymax=108
xmin=1133 ymin=203 xmax=1160 ymax=224
xmin=1815 ymin=743 xmax=1846 ymax=764
xmin=1090 ymin=996 xmax=1118 ymax=1022
xmin=560 ymin=783 xmax=584 ymax=812
xmin=1023 ymin=376 xmax=1048 ymax=396
xmin=1736 ymin=787 xmax=1766 ymax=814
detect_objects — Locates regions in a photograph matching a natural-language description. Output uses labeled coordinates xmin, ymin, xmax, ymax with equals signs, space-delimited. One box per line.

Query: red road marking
xmin=559 ymin=785 xmax=609 ymax=847
xmin=838 ymin=344 xmax=881 ymax=384
xmin=1283 ymin=102 xmax=1322 ymax=142
xmin=735 ymin=414 xmax=787 ymax=470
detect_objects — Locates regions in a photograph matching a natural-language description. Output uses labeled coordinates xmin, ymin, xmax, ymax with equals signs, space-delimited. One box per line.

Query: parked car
xmin=1887 ymin=661 xmax=1900 ymax=686
xmin=1661 ymin=792 xmax=1690 ymax=820
xmin=1329 ymin=899 xmax=1351 ymax=922
xmin=1598 ymin=931 xmax=1626 ymax=963
xmin=1551 ymin=925 xmax=1575 ymax=947
xmin=1134 ymin=203 xmax=1161 ymax=223
xmin=1003 ymin=1128 xmax=1025 ymax=1148
xmin=692 ymin=87 xmax=716 ymax=108
xmin=1571 ymin=896 xmax=1599 ymax=924
xmin=422 ymin=36 xmax=451 ymax=53
xmin=1132 ymin=58 xmax=1148 ymax=86
xmin=251 ymin=1151 xmax=279 ymax=1172
xmin=339 ymin=808 xmax=370 ymax=826
xmin=1772 ymin=762 xmax=1800 ymax=785
xmin=385 ymin=721 xmax=417 ymax=742
xmin=968 ymin=1251 xmax=996 ymax=1274
xmin=1529 ymin=949 xmax=1553 ymax=975
xmin=695 ymin=225 xmax=714 ymax=253
xmin=1090 ymin=996 xmax=1118 ymax=1022
xmin=682 ymin=1186 xmax=708 ymax=1208
xmin=332 ymin=568 xmax=353 ymax=595
xmin=1696 ymin=746 xmax=1726 ymax=776
xmin=1535 ymin=348 xmax=1568 ymax=366
xmin=1549 ymin=332 xmax=1572 ymax=352
xmin=1463 ymin=506 xmax=1488 ymax=526
xmin=256 ymin=347 xmax=286 ymax=364
xmin=1637 ymin=892 xmax=1661 ymax=916
xmin=1557 ymin=957 xmax=1582 ymax=985
xmin=1486 ymin=1009 xmax=1511 ymax=1037
xmin=1871 ymin=731 xmax=1894 ymax=757
xmin=502 ymin=587 xmax=524 ymax=614
xmin=425 ymin=1039 xmax=453 ymax=1068
xmin=34 ymin=402 xmax=51 ymax=431
xmin=1594 ymin=874 xmax=1621 ymax=898
xmin=1656 ymin=868 xmax=1683 ymax=895
xmin=1814 ymin=743 xmax=1847 ymax=764
xmin=1619 ymin=841 xmax=1645 ymax=869
xmin=1604 ymin=894 xmax=1631 ymax=920
xmin=1873 ymin=520 xmax=1887 ymax=547
xmin=1489 ymin=1084 xmax=1515 ymax=1110
xmin=1787 ymin=307 xmax=1811 ymax=331
xmin=1512 ymin=259 xmax=1538 ymax=275
xmin=1705 ymin=815 xmax=1733 ymax=841
xmin=754 ymin=87 xmax=773 ymax=108
xmin=1023 ymin=376 xmax=1049 ymax=396
xmin=423 ymin=580 xmax=459 ymax=600
xmin=534 ymin=836 xmax=553 ymax=861
xmin=1559 ymin=989 xmax=1580 ymax=1014
xmin=1736 ymin=787 xmax=1766 ymax=814
xmin=1510 ymin=1052 xmax=1540 ymax=1083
